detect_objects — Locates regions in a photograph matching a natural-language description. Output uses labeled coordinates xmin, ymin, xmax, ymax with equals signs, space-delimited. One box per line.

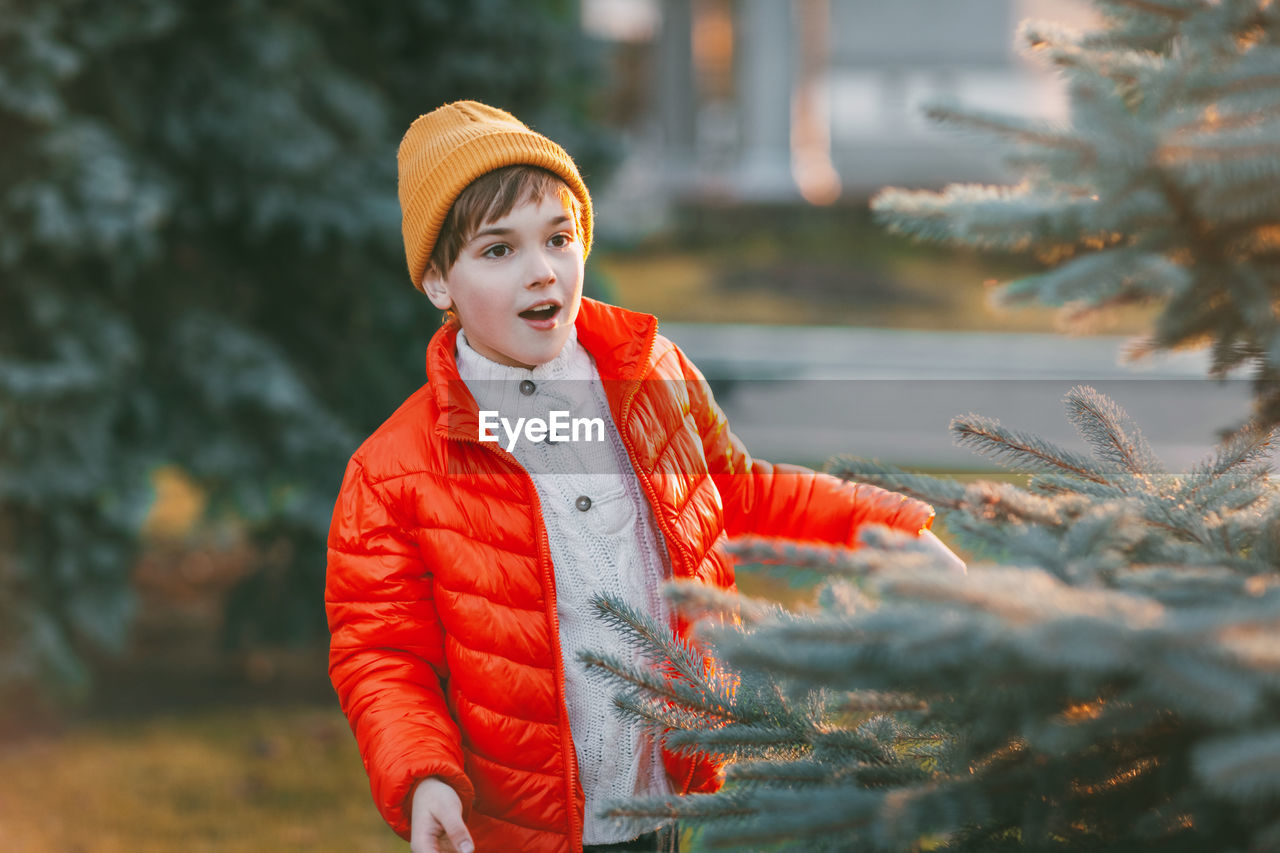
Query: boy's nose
xmin=524 ymin=251 xmax=556 ymax=287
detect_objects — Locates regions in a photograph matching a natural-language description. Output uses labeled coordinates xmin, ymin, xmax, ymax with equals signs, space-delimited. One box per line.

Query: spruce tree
xmin=588 ymin=393 xmax=1280 ymax=850
xmin=584 ymin=1 xmax=1280 ymax=850
xmin=0 ymin=0 xmax=610 ymax=703
xmin=873 ymin=0 xmax=1280 ymax=426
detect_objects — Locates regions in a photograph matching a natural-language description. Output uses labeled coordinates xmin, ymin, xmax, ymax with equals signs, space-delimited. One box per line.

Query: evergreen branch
xmin=872 ymin=183 xmax=1096 ymax=252
xmin=726 ymin=760 xmax=836 ymax=786
xmin=1212 ymin=611 xmax=1280 ymax=671
xmin=842 ymin=690 xmax=929 ymax=714
xmin=1134 ymin=650 xmax=1267 ymax=723
xmin=1064 ymin=386 xmax=1168 ymax=477
xmin=665 ymin=724 xmax=814 ymax=756
xmin=958 ymin=480 xmax=1074 ymax=527
xmin=1027 ymin=472 xmax=1134 ymax=500
xmin=941 ymin=515 xmax=1068 ymax=576
xmin=1020 ymin=20 xmax=1085 ymax=56
xmin=849 ymin=762 xmax=935 ymax=788
xmin=825 ymin=456 xmax=969 ymax=510
xmin=1169 ymin=100 xmax=1280 ymax=135
xmin=725 ymin=537 xmax=863 ymax=572
xmin=1138 ymin=502 xmax=1220 ymax=552
xmin=661 ymin=580 xmax=778 ymax=626
xmin=922 ymin=101 xmax=1093 ymax=155
xmin=589 ymin=593 xmax=710 ymax=687
xmin=1095 ymin=0 xmax=1200 ymax=21
xmin=578 ymin=650 xmax=741 ymax=724
xmin=1182 ymin=469 xmax=1270 ymax=517
xmin=1160 ymin=140 xmax=1280 ymax=162
xmin=1059 ymin=506 xmax=1166 ymax=585
xmin=611 ymin=691 xmax=718 ymax=734
xmin=1140 ymin=536 xmax=1256 ymax=573
xmin=814 ymin=725 xmax=905 ymax=765
xmin=598 ymin=789 xmax=756 ymax=823
xmin=1020 ymin=21 xmax=1169 ymax=93
xmin=951 ymin=413 xmax=1115 ymax=484
xmin=1186 ymin=73 xmax=1280 ymax=103
xmin=693 ymin=787 xmax=881 ymax=849
xmin=996 ymin=249 xmax=1188 ymax=311
xmin=1178 ymin=422 xmax=1274 ymax=505
xmin=1217 ymin=481 xmax=1271 ymax=513
xmin=872 ymin=566 xmax=1164 ymax=629
xmin=725 ymin=534 xmax=943 ymax=580
xmin=1163 ymin=132 xmax=1280 ymax=195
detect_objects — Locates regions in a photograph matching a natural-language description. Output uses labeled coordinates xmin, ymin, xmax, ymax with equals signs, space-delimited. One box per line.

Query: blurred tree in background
xmin=875 ymin=0 xmax=1280 ymax=427
xmin=586 ymin=1 xmax=1280 ymax=850
xmin=0 ymin=0 xmax=614 ymax=701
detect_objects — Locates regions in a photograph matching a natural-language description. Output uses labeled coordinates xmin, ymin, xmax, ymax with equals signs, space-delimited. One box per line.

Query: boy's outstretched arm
xmin=674 ymin=347 xmax=937 ymax=547
xmin=326 ymin=457 xmax=476 ymax=840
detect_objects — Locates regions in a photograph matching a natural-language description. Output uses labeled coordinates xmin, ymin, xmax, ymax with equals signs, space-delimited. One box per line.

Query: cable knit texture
xmin=456 ymin=327 xmax=672 ymax=844
xmin=325 ymin=298 xmax=936 ymax=853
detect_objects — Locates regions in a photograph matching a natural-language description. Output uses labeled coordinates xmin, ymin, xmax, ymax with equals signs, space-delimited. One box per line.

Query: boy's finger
xmin=438 ymin=813 xmax=475 ymax=853
xmin=411 ymin=823 xmax=442 ymax=853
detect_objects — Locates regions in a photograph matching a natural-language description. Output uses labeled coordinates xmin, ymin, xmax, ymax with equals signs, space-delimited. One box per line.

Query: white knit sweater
xmin=455 ymin=329 xmax=672 ymax=844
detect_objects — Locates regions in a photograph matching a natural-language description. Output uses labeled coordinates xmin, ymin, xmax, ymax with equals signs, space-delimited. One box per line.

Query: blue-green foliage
xmin=0 ymin=0 xmax=613 ymax=700
xmin=873 ymin=0 xmax=1280 ymax=425
xmin=587 ymin=388 xmax=1280 ymax=851
xmin=585 ymin=2 xmax=1280 ymax=845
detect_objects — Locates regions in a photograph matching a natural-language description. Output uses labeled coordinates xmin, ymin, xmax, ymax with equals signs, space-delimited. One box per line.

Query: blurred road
xmin=661 ymin=323 xmax=1257 ymax=471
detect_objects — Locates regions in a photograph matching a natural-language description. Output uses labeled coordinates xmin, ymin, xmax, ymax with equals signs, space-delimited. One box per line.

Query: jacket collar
xmin=425 ymin=297 xmax=658 ymax=438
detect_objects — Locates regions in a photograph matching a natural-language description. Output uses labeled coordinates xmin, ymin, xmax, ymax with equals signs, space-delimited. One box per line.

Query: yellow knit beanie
xmin=397 ymin=100 xmax=594 ymax=292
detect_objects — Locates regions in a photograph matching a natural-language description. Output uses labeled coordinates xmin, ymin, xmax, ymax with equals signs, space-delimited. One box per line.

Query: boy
xmin=326 ymin=101 xmax=959 ymax=853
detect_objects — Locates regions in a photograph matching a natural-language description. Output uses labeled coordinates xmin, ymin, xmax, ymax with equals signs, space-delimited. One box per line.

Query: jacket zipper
xmin=613 ymin=326 xmax=702 ymax=796
xmin=443 ymin=319 xmax=701 ymax=844
xmin=445 ymin=431 xmax=583 ymax=851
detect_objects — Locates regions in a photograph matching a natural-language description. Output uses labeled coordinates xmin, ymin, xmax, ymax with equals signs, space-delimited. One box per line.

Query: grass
xmin=0 ymin=705 xmax=399 ymax=853
xmin=0 ymin=701 xmax=717 ymax=852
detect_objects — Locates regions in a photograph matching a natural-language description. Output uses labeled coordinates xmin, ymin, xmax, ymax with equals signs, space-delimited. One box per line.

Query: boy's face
xmin=423 ymin=192 xmax=584 ymax=370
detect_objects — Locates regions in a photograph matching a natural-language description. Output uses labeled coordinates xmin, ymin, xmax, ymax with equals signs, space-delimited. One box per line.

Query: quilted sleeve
xmin=325 ymin=456 xmax=475 ymax=840
xmin=675 ymin=347 xmax=934 ymax=545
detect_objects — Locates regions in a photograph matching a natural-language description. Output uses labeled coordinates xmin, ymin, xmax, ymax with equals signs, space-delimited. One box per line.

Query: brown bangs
xmin=428 ymin=165 xmax=582 ymax=276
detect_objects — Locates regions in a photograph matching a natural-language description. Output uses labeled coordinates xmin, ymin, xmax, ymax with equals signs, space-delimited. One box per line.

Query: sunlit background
xmin=583 ymin=0 xmax=1095 ymax=210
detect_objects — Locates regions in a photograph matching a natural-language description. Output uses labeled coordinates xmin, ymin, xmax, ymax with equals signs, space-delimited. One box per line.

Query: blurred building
xmin=582 ymin=0 xmax=1096 ymax=230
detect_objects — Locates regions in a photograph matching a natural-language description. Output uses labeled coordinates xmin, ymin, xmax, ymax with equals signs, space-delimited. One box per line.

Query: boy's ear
xmin=421 ymin=268 xmax=453 ymax=311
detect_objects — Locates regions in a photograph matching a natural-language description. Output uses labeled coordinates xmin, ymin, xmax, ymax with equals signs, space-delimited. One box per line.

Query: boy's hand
xmin=410 ymin=777 xmax=474 ymax=853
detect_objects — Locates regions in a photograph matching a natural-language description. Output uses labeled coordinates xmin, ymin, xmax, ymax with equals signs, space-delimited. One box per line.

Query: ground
xmin=0 ymin=704 xmax=398 ymax=853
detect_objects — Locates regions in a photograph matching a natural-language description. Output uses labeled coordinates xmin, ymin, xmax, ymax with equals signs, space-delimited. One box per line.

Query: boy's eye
xmin=549 ymin=233 xmax=573 ymax=248
xmin=483 ymin=244 xmax=511 ymax=259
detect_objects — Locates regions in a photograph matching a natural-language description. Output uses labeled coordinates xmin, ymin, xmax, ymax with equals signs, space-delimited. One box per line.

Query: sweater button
xmin=575 ymin=495 xmax=592 ymax=512
xmin=519 ymin=379 xmax=536 ymax=396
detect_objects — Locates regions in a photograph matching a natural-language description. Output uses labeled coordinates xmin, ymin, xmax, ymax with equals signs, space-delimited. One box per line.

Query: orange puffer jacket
xmin=326 ymin=298 xmax=934 ymax=852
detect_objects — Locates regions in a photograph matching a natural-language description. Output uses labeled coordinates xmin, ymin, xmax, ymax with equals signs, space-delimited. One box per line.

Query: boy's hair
xmin=427 ymin=165 xmax=584 ymax=277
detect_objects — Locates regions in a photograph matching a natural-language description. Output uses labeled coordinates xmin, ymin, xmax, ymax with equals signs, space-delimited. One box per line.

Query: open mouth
xmin=519 ymin=304 xmax=560 ymax=322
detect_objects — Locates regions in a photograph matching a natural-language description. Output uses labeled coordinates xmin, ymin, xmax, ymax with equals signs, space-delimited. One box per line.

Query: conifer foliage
xmin=587 ymin=387 xmax=1280 ymax=851
xmin=873 ymin=0 xmax=1280 ymax=425
xmin=586 ymin=1 xmax=1280 ymax=849
xmin=0 ymin=0 xmax=608 ymax=700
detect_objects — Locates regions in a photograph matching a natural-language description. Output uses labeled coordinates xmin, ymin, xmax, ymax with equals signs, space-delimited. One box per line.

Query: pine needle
xmin=952 ymin=413 xmax=1115 ymax=484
